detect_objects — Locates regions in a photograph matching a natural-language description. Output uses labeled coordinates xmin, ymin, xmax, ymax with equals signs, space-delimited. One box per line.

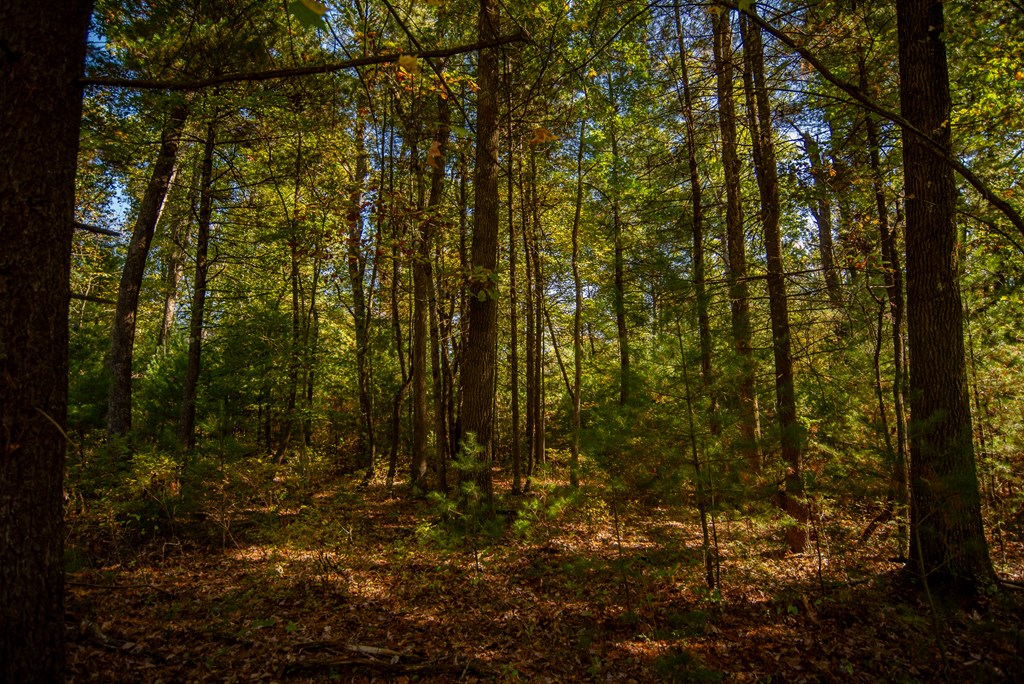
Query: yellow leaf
xmin=398 ymin=55 xmax=419 ymax=75
xmin=530 ymin=126 xmax=558 ymax=144
xmin=427 ymin=140 xmax=444 ymax=170
xmin=299 ymin=0 xmax=328 ymax=16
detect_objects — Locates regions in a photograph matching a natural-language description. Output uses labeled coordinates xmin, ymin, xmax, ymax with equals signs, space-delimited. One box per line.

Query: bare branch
xmin=74 ymin=221 xmax=120 ymax=237
xmin=81 ymin=33 xmax=528 ymax=92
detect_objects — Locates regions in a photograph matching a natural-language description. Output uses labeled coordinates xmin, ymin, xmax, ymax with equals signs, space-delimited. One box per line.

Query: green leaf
xmin=738 ymin=0 xmax=754 ymax=11
xmin=287 ymin=0 xmax=327 ymax=30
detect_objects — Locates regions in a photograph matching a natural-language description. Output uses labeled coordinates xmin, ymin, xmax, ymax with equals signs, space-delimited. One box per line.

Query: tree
xmin=896 ymin=0 xmax=995 ymax=588
xmin=740 ymin=6 xmax=806 ymax=552
xmin=107 ymin=101 xmax=189 ymax=437
xmin=460 ymin=0 xmax=501 ymax=497
xmin=710 ymin=6 xmax=761 ymax=472
xmin=0 ymin=2 xmax=93 ymax=679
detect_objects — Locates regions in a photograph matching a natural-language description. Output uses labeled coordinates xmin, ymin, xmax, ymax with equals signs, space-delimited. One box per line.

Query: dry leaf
xmin=398 ymin=55 xmax=419 ymax=75
xmin=427 ymin=140 xmax=444 ymax=170
xmin=530 ymin=126 xmax=558 ymax=144
xmin=299 ymin=0 xmax=328 ymax=16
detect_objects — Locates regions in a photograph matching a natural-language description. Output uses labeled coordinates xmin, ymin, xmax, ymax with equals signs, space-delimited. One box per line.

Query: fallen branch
xmin=68 ymin=581 xmax=178 ymax=598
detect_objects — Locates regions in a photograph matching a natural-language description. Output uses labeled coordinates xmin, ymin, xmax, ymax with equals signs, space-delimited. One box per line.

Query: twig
xmin=67 ymin=581 xmax=178 ymax=598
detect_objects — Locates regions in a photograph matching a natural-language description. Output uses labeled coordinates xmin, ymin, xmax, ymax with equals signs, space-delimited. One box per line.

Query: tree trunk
xmin=509 ymin=120 xmax=523 ymax=494
xmin=570 ymin=117 xmax=586 ymax=489
xmin=742 ymin=8 xmax=806 ymax=553
xmin=799 ymin=132 xmax=842 ymax=308
xmin=459 ymin=0 xmax=501 ymax=498
xmin=674 ymin=4 xmax=718 ymax=432
xmin=0 ymin=4 xmax=92 ymax=679
xmin=897 ymin=0 xmax=995 ymax=588
xmin=178 ymin=121 xmax=217 ymax=451
xmin=711 ymin=6 xmax=761 ymax=472
xmin=606 ymin=72 xmax=630 ymax=407
xmin=108 ymin=102 xmax=189 ymax=438
xmin=348 ymin=120 xmax=376 ymax=477
xmin=157 ymin=169 xmax=198 ymax=347
xmin=867 ymin=107 xmax=909 ymax=549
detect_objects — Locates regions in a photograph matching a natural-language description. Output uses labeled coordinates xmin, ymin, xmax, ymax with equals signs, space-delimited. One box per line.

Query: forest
xmin=1 ymin=0 xmax=1023 ymax=680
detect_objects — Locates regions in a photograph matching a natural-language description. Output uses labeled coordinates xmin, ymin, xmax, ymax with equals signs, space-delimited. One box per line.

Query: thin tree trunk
xmin=800 ymin=132 xmax=842 ymax=308
xmin=178 ymin=120 xmax=217 ymax=451
xmin=0 ymin=4 xmax=91 ymax=678
xmin=742 ymin=8 xmax=806 ymax=552
xmin=108 ymin=102 xmax=188 ymax=437
xmin=897 ymin=0 xmax=995 ymax=587
xmin=509 ymin=117 xmax=523 ymax=494
xmin=349 ymin=120 xmax=376 ymax=478
xmin=866 ymin=107 xmax=909 ymax=549
xmin=606 ymin=71 xmax=630 ymax=407
xmin=674 ymin=4 xmax=718 ymax=433
xmin=521 ymin=156 xmax=537 ymax=484
xmin=158 ymin=170 xmax=198 ymax=347
xmin=529 ymin=151 xmax=546 ymax=472
xmin=712 ymin=6 xmax=761 ymax=472
xmin=570 ymin=117 xmax=586 ymax=488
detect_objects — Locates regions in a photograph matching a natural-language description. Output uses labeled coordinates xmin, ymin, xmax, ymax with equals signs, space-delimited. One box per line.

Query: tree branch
xmin=717 ymin=1 xmax=1024 ymax=239
xmin=82 ymin=32 xmax=528 ymax=92
xmin=74 ymin=221 xmax=120 ymax=237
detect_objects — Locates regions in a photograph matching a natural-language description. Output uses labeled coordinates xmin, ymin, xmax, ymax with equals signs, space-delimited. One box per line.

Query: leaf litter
xmin=66 ymin=471 xmax=1022 ymax=682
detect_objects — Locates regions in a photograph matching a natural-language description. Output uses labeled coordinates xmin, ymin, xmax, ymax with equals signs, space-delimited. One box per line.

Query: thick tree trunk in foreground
xmin=459 ymin=0 xmax=500 ymax=498
xmin=108 ymin=103 xmax=189 ymax=438
xmin=897 ymin=0 xmax=995 ymax=588
xmin=0 ymin=3 xmax=92 ymax=679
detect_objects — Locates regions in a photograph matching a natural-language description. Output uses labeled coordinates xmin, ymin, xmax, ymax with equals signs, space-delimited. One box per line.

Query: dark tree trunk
xmin=508 ymin=118 xmax=523 ymax=494
xmin=605 ymin=72 xmax=630 ymax=407
xmin=108 ymin=103 xmax=188 ymax=438
xmin=178 ymin=121 xmax=217 ymax=451
xmin=897 ymin=0 xmax=995 ymax=588
xmin=711 ymin=6 xmax=762 ymax=472
xmin=348 ymin=121 xmax=376 ymax=477
xmin=674 ymin=4 xmax=718 ymax=432
xmin=0 ymin=3 xmax=92 ymax=679
xmin=741 ymin=8 xmax=807 ymax=553
xmin=867 ymin=108 xmax=909 ymax=548
xmin=459 ymin=0 xmax=501 ymax=498
xmin=570 ymin=117 xmax=586 ymax=489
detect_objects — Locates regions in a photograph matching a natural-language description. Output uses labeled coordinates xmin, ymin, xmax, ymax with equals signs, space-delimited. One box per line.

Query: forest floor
xmin=65 ymin=469 xmax=1023 ymax=683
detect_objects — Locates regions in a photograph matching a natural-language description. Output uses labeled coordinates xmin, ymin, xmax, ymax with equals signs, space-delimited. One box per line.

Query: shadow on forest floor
xmin=65 ymin=472 xmax=1023 ymax=682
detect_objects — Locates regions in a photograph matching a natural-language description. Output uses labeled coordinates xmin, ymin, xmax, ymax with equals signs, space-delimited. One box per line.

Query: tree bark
xmin=0 ymin=3 xmax=92 ymax=679
xmin=605 ymin=71 xmax=630 ymax=407
xmin=459 ymin=0 xmax=501 ymax=498
xmin=674 ymin=4 xmax=718 ymax=432
xmin=711 ymin=6 xmax=762 ymax=472
xmin=897 ymin=0 xmax=995 ymax=588
xmin=799 ymin=132 xmax=842 ymax=308
xmin=108 ymin=102 xmax=189 ymax=437
xmin=742 ymin=8 xmax=806 ymax=553
xmin=178 ymin=121 xmax=217 ymax=451
xmin=348 ymin=120 xmax=376 ymax=477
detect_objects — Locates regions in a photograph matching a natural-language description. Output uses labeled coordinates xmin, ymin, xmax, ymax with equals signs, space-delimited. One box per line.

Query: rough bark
xmin=897 ymin=0 xmax=995 ymax=588
xmin=178 ymin=122 xmax=217 ymax=450
xmin=0 ymin=3 xmax=92 ymax=679
xmin=742 ymin=8 xmax=806 ymax=553
xmin=674 ymin=5 xmax=718 ymax=431
xmin=107 ymin=103 xmax=189 ymax=437
xmin=711 ymin=7 xmax=762 ymax=472
xmin=459 ymin=0 xmax=501 ymax=498
xmin=347 ymin=121 xmax=375 ymax=476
